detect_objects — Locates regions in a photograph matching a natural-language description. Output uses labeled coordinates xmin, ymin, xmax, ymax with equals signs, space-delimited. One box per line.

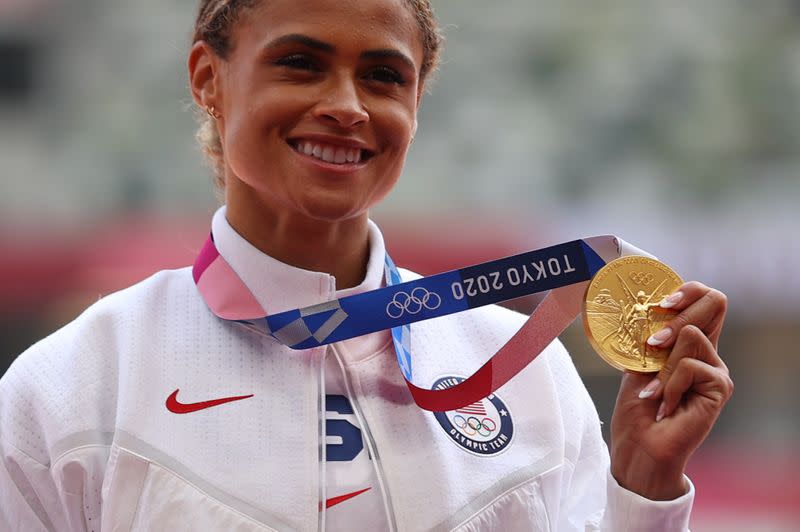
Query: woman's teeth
xmin=295 ymin=141 xmax=362 ymax=164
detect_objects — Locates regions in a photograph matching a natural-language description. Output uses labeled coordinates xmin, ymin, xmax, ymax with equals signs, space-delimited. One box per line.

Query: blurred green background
xmin=1 ymin=1 xmax=798 ymax=530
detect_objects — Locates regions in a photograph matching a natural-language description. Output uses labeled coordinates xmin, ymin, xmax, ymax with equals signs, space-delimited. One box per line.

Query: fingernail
xmin=660 ymin=291 xmax=684 ymax=309
xmin=656 ymin=401 xmax=666 ymax=422
xmin=647 ymin=327 xmax=672 ymax=346
xmin=638 ymin=378 xmax=661 ymax=399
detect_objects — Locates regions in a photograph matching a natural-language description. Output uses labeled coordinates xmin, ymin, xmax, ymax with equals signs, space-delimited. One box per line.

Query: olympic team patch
xmin=431 ymin=376 xmax=514 ymax=456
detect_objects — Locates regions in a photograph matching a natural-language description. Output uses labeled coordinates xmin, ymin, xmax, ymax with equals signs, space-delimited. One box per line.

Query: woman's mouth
xmin=289 ymin=140 xmax=374 ymax=165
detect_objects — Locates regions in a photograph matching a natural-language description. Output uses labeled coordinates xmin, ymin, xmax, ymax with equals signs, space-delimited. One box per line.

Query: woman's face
xmin=212 ymin=0 xmax=424 ymax=224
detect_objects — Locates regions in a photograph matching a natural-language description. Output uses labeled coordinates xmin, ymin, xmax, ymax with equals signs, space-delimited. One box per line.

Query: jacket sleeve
xmin=564 ymin=438 xmax=694 ymax=531
xmin=544 ymin=342 xmax=694 ymax=531
xmin=0 ymin=341 xmax=107 ymax=532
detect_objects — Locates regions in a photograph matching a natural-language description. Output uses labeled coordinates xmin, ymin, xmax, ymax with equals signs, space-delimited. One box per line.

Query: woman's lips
xmin=289 ymin=139 xmax=375 ymax=165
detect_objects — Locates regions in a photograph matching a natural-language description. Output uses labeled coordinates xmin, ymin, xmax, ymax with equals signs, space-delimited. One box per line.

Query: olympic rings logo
xmin=629 ymin=271 xmax=655 ymax=286
xmin=386 ymin=287 xmax=442 ymax=319
xmin=453 ymin=415 xmax=497 ymax=437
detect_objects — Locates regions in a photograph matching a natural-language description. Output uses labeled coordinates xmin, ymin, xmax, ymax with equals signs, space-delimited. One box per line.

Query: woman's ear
xmin=188 ymin=41 xmax=221 ymax=110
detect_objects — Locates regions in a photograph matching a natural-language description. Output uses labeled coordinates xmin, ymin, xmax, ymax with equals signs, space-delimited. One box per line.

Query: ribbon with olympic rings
xmin=193 ymin=233 xmax=651 ymax=412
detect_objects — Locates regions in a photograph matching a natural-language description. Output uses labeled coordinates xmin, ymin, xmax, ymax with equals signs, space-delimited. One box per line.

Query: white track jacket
xmin=0 ymin=208 xmax=694 ymax=531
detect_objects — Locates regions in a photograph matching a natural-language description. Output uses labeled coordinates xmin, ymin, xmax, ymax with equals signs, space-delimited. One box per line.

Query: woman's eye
xmin=274 ymin=54 xmax=318 ymax=71
xmin=365 ymin=66 xmax=405 ymax=85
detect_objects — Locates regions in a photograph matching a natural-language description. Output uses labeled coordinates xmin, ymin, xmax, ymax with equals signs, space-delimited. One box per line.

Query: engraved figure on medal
xmin=618 ymin=276 xmax=670 ymax=368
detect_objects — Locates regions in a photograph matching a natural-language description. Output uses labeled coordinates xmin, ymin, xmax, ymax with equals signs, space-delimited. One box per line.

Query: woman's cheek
xmin=224 ymin=122 xmax=265 ymax=183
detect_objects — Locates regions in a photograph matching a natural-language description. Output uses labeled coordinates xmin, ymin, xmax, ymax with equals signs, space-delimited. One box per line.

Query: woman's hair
xmin=192 ymin=0 xmax=443 ymax=190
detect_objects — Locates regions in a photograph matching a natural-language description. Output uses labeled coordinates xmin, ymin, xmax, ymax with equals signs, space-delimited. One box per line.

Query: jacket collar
xmin=210 ymin=205 xmax=387 ymax=322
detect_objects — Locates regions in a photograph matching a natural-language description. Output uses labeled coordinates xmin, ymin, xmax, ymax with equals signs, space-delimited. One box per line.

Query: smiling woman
xmin=190 ymin=0 xmax=432 ymax=289
xmin=193 ymin=0 xmax=441 ymax=187
xmin=0 ymin=1 xmax=733 ymax=531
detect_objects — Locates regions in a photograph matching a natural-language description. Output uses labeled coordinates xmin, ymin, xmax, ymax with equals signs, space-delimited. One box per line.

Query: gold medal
xmin=583 ymin=256 xmax=683 ymax=373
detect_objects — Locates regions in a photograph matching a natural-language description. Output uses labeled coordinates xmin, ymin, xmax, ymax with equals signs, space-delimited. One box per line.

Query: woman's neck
xmin=224 ymin=191 xmax=370 ymax=290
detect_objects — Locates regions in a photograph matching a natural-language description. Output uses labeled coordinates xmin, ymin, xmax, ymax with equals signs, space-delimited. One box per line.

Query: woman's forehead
xmin=237 ymin=0 xmax=423 ymax=55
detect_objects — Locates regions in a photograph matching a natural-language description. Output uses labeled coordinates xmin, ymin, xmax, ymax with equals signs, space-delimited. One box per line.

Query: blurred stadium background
xmin=1 ymin=1 xmax=798 ymax=530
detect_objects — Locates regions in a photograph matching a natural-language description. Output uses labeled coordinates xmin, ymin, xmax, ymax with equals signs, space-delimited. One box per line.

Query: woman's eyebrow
xmin=264 ymin=33 xmax=334 ymax=52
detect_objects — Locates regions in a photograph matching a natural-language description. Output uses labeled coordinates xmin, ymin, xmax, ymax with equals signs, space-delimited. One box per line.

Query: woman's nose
xmin=313 ymin=77 xmax=369 ymax=129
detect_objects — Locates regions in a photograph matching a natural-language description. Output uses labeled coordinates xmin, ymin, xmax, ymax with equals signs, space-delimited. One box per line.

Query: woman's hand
xmin=609 ymin=281 xmax=734 ymax=500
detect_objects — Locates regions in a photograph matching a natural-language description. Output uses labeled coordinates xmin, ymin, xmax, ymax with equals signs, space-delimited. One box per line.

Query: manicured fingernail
xmin=638 ymin=378 xmax=661 ymax=399
xmin=660 ymin=291 xmax=684 ymax=309
xmin=647 ymin=327 xmax=672 ymax=346
xmin=656 ymin=401 xmax=667 ymax=422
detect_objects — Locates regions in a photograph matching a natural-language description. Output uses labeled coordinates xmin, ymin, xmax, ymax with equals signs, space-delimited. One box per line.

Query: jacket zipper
xmin=318 ymin=275 xmax=337 ymax=531
xmin=317 ymin=346 xmax=327 ymax=532
xmin=328 ymin=344 xmax=399 ymax=532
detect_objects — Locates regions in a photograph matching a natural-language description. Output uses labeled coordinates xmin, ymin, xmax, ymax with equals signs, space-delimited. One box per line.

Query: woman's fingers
xmin=640 ymin=325 xmax=733 ymax=419
xmin=659 ymin=344 xmax=734 ymax=422
xmin=661 ymin=324 xmax=727 ymax=372
xmin=647 ymin=281 xmax=728 ymax=350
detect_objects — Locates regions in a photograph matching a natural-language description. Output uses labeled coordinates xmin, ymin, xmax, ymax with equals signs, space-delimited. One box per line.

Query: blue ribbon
xmin=256 ymin=239 xmax=607 ymax=380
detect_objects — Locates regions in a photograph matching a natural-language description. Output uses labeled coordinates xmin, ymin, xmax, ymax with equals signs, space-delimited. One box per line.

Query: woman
xmin=0 ymin=0 xmax=732 ymax=530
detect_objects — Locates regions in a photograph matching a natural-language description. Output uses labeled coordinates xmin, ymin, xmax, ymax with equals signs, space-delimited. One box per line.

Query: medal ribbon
xmin=193 ymin=233 xmax=648 ymax=411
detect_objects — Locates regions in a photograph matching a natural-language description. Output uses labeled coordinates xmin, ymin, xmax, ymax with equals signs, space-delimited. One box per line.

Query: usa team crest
xmin=431 ymin=376 xmax=514 ymax=456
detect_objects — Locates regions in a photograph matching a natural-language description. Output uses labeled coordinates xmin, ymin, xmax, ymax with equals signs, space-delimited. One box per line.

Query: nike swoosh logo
xmin=166 ymin=389 xmax=254 ymax=414
xmin=325 ymin=487 xmax=371 ymax=509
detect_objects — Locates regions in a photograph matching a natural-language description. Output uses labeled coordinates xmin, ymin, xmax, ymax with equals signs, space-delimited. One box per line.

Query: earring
xmin=205 ymin=105 xmax=221 ymax=119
